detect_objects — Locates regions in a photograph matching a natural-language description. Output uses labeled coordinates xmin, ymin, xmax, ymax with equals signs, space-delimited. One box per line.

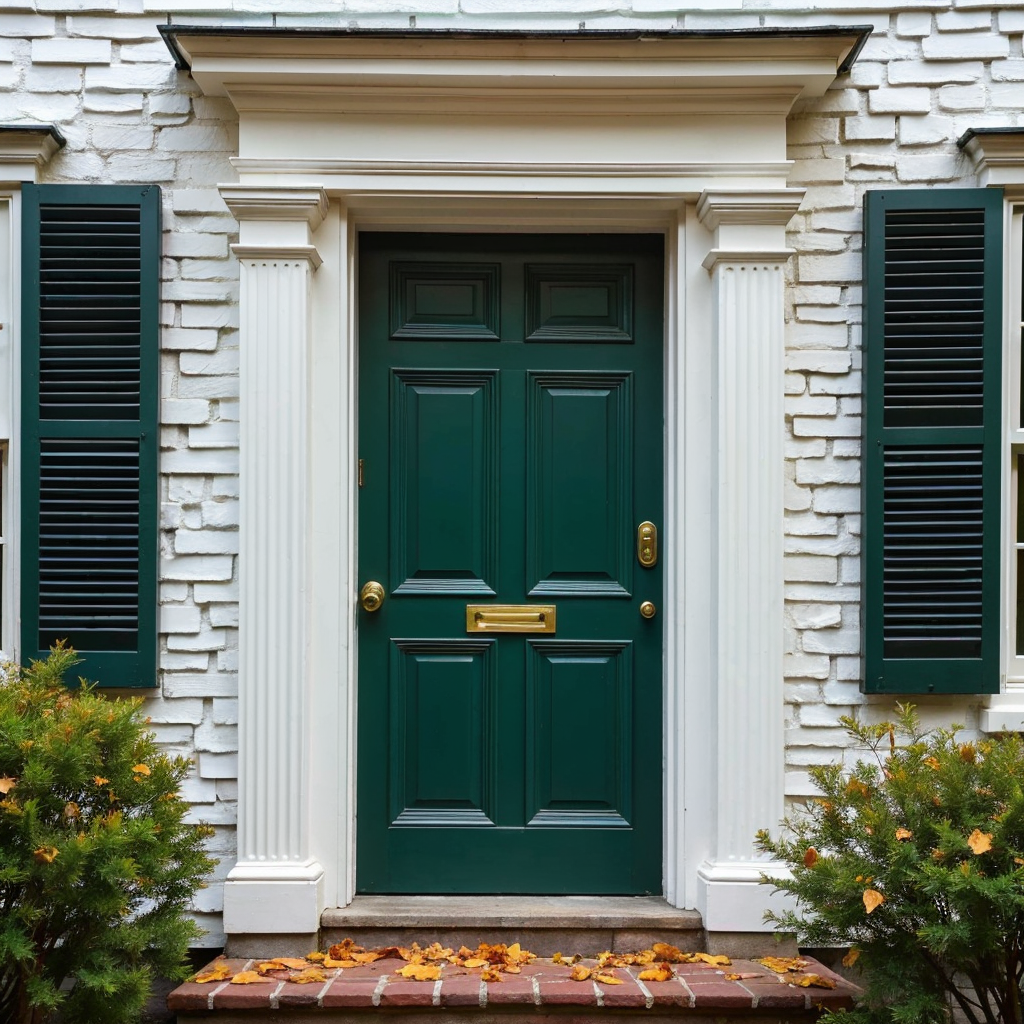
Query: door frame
xmin=194 ymin=28 xmax=862 ymax=941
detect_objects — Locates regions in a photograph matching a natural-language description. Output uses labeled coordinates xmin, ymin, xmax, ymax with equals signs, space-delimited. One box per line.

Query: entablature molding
xmin=696 ymin=188 xmax=806 ymax=230
xmin=220 ymin=184 xmax=329 ymax=229
xmin=959 ymin=127 xmax=1024 ymax=195
xmin=0 ymin=124 xmax=65 ymax=184
xmin=231 ymin=243 xmax=323 ymax=270
xmin=701 ymin=248 xmax=794 ymax=271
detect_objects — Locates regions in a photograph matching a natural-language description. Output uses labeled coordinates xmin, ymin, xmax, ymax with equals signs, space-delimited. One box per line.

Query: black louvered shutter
xmin=21 ymin=185 xmax=160 ymax=687
xmin=863 ymin=188 xmax=1002 ymax=694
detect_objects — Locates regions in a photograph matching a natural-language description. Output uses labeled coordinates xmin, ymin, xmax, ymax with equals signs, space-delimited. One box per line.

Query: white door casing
xmin=165 ymin=28 xmax=865 ymax=937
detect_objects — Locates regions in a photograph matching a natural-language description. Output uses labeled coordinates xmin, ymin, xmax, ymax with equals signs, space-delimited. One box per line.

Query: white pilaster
xmin=219 ymin=184 xmax=330 ymax=936
xmin=694 ymin=189 xmax=803 ymax=933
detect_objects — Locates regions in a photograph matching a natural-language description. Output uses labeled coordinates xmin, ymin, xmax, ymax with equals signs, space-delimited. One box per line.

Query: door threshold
xmin=321 ymin=896 xmax=704 ymax=956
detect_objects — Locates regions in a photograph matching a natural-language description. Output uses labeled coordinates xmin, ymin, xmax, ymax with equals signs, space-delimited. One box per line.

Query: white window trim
xmin=0 ymin=192 xmax=18 ymax=663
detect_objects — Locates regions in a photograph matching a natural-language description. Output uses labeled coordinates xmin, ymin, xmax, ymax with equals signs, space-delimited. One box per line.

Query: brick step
xmin=170 ymin=953 xmax=858 ymax=1023
xmin=318 ymin=897 xmax=706 ymax=959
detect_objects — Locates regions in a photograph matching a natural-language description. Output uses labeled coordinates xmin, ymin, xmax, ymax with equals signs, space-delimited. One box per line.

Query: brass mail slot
xmin=466 ymin=604 xmax=557 ymax=634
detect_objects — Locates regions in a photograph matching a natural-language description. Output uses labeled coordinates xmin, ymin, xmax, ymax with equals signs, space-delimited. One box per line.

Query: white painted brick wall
xmin=8 ymin=0 xmax=1011 ymax=936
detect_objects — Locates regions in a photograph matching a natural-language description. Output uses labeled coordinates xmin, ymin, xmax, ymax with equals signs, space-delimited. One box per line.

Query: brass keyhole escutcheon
xmin=637 ymin=522 xmax=657 ymax=568
xmin=640 ymin=601 xmax=656 ymax=620
xmin=360 ymin=581 xmax=385 ymax=612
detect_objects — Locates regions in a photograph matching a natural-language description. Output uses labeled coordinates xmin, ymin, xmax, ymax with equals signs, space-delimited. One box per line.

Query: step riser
xmin=318 ymin=928 xmax=707 ymax=959
xmin=177 ymin=1013 xmax=835 ymax=1024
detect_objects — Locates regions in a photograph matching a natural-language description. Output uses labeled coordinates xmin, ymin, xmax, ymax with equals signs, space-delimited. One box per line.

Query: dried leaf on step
xmin=758 ymin=958 xmax=807 ymax=974
xmin=464 ymin=958 xmax=489 ymax=969
xmin=274 ymin=958 xmax=313 ymax=970
xmin=306 ymin=952 xmax=326 ymax=963
xmin=481 ymin=968 xmax=503 ymax=982
xmin=595 ymin=973 xmax=624 ymax=985
xmin=194 ymin=963 xmax=233 ymax=984
xmin=694 ymin=953 xmax=731 ymax=967
xmin=794 ymin=974 xmax=836 ymax=989
xmin=650 ymin=943 xmax=687 ymax=963
xmin=323 ymin=957 xmax=358 ymax=969
xmin=289 ymin=968 xmax=327 ymax=984
xmin=724 ymin=973 xmax=761 ymax=981
xmin=229 ymin=971 xmax=263 ymax=985
xmin=397 ymin=964 xmax=441 ymax=982
xmin=638 ymin=965 xmax=674 ymax=982
xmin=569 ymin=965 xmax=592 ymax=982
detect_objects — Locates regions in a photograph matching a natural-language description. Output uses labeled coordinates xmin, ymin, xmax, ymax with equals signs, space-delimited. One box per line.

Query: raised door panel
xmin=525 ymin=640 xmax=633 ymax=827
xmin=390 ymin=370 xmax=498 ymax=595
xmin=390 ymin=262 xmax=500 ymax=341
xmin=527 ymin=372 xmax=633 ymax=596
xmin=525 ymin=264 xmax=633 ymax=343
xmin=389 ymin=639 xmax=496 ymax=827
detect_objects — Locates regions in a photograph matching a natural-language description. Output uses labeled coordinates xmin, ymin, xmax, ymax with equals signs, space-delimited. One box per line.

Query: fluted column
xmin=219 ymin=185 xmax=329 ymax=938
xmin=695 ymin=189 xmax=804 ymax=935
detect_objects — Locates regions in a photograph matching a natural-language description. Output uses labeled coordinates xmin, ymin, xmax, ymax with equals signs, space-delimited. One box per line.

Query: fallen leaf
xmin=0 ymin=776 xmax=15 ymax=794
xmin=480 ymin=968 xmax=503 ymax=982
xmin=93 ymin=776 xmax=109 ymax=786
xmin=638 ymin=967 xmax=673 ymax=983
xmin=289 ymin=968 xmax=327 ymax=984
xmin=724 ymin=972 xmax=761 ymax=980
xmin=595 ymin=973 xmax=624 ymax=985
xmin=328 ymin=939 xmax=365 ymax=959
xmin=132 ymin=763 xmax=151 ymax=776
xmin=33 ymin=846 xmax=58 ymax=864
xmin=794 ymin=974 xmax=836 ymax=989
xmin=759 ymin=958 xmax=807 ymax=974
xmin=194 ymin=964 xmax=233 ymax=983
xmin=306 ymin=952 xmax=325 ymax=962
xmin=863 ymin=889 xmax=884 ymax=914
xmin=507 ymin=943 xmax=522 ymax=960
xmin=229 ymin=971 xmax=263 ymax=985
xmin=351 ymin=951 xmax=383 ymax=964
xmin=803 ymin=847 xmax=818 ymax=868
xmin=569 ymin=965 xmax=592 ymax=982
xmin=464 ymin=958 xmax=489 ymax=969
xmin=504 ymin=965 xmax=521 ymax=974
xmin=274 ymin=958 xmax=313 ymax=970
xmin=841 ymin=948 xmax=860 ymax=969
xmin=694 ymin=954 xmax=731 ymax=967
xmin=925 ymin=757 xmax=941 ymax=770
xmin=968 ymin=829 xmax=993 ymax=855
xmin=895 ymin=827 xmax=913 ymax=841
xmin=256 ymin=961 xmax=288 ymax=975
xmin=397 ymin=964 xmax=441 ymax=982
xmin=552 ymin=952 xmax=565 ymax=964
xmin=63 ymin=801 xmax=80 ymax=820
xmin=323 ymin=957 xmax=358 ymax=969
xmin=651 ymin=943 xmax=687 ymax=963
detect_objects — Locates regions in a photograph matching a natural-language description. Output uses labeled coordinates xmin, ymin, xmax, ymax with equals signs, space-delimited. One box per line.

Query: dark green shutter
xmin=863 ymin=188 xmax=1003 ymax=695
xmin=21 ymin=185 xmax=160 ymax=687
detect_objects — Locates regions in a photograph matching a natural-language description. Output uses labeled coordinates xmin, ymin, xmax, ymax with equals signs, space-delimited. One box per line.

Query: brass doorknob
xmin=640 ymin=601 xmax=656 ymax=619
xmin=360 ymin=581 xmax=385 ymax=612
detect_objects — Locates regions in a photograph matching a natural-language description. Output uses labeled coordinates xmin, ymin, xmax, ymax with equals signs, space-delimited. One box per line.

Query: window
xmin=862 ymin=187 xmax=1003 ymax=695
xmin=19 ymin=185 xmax=160 ymax=687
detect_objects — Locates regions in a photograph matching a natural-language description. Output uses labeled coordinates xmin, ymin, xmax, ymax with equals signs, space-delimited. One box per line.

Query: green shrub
xmin=0 ymin=645 xmax=216 ymax=1024
xmin=756 ymin=704 xmax=1024 ymax=1024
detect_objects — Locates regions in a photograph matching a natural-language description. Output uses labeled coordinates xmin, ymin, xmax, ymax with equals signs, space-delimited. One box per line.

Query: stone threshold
xmin=170 ymin=953 xmax=857 ymax=1022
xmin=318 ymin=896 xmax=705 ymax=958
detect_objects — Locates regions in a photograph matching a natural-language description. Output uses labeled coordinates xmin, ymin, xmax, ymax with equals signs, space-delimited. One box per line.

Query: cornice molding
xmin=0 ymin=124 xmax=65 ymax=182
xmin=958 ymin=127 xmax=1024 ymax=189
xmin=696 ymin=188 xmax=806 ymax=230
xmin=219 ymin=184 xmax=329 ymax=230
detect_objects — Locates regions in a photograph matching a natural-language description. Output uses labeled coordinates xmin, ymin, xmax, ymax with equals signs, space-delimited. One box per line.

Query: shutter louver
xmin=22 ymin=186 xmax=159 ymax=688
xmin=863 ymin=189 xmax=1002 ymax=695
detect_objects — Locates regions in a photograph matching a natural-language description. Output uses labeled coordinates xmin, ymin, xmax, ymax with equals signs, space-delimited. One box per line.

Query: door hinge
xmin=358 ymin=459 xmax=364 ymax=488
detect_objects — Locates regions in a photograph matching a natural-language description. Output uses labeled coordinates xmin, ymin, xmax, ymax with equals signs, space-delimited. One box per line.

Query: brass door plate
xmin=466 ymin=604 xmax=556 ymax=633
xmin=637 ymin=521 xmax=657 ymax=567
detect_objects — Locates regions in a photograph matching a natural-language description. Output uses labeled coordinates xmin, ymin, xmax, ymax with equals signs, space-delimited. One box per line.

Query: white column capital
xmin=695 ymin=188 xmax=806 ymax=231
xmin=219 ymin=183 xmax=329 ymax=229
xmin=701 ymin=249 xmax=793 ymax=271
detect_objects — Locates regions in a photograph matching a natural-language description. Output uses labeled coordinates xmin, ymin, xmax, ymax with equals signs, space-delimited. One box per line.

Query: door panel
xmin=358 ymin=233 xmax=663 ymax=894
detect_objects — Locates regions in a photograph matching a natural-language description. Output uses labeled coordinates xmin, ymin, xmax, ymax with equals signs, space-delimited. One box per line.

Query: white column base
xmin=695 ymin=859 xmax=795 ymax=934
xmin=223 ymin=859 xmax=325 ymax=935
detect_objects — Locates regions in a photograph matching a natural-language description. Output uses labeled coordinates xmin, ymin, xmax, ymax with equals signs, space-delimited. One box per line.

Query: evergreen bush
xmin=756 ymin=704 xmax=1024 ymax=1024
xmin=0 ymin=645 xmax=216 ymax=1024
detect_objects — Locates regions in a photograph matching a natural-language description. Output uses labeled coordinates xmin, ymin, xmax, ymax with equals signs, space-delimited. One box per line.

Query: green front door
xmin=356 ymin=233 xmax=664 ymax=894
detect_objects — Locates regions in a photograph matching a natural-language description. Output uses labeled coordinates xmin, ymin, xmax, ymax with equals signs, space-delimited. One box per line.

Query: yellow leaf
xmin=480 ymin=968 xmax=503 ymax=982
xmin=274 ymin=958 xmax=312 ymax=970
xmin=0 ymin=776 xmax=15 ymax=794
xmin=863 ymin=888 xmax=884 ymax=914
xmin=132 ymin=763 xmax=151 ymax=776
xmin=229 ymin=971 xmax=263 ymax=985
xmin=351 ymin=951 xmax=382 ymax=964
xmin=895 ymin=827 xmax=913 ymax=841
xmin=651 ymin=942 xmax=687 ymax=963
xmin=464 ymin=958 xmax=489 ymax=969
xmin=397 ymin=964 xmax=441 ymax=982
xmin=694 ymin=953 xmax=731 ymax=967
xmin=33 ymin=846 xmax=58 ymax=864
xmin=759 ymin=957 xmax=807 ymax=974
xmin=795 ymin=974 xmax=837 ymax=989
xmin=507 ymin=943 xmax=521 ymax=961
xmin=93 ymin=776 xmax=109 ymax=786
xmin=323 ymin=957 xmax=358 ymax=969
xmin=504 ymin=964 xmax=521 ymax=974
xmin=289 ymin=968 xmax=327 ymax=984
xmin=306 ymin=952 xmax=326 ymax=962
xmin=803 ymin=847 xmax=818 ymax=868
xmin=968 ymin=829 xmax=993 ymax=855
xmin=724 ymin=972 xmax=761 ymax=981
xmin=638 ymin=967 xmax=673 ymax=982
xmin=841 ymin=948 xmax=860 ymax=969
xmin=595 ymin=973 xmax=624 ymax=985
xmin=552 ymin=952 xmax=565 ymax=964
xmin=194 ymin=964 xmax=233 ymax=984
xmin=924 ymin=757 xmax=941 ymax=770
xmin=328 ymin=939 xmax=365 ymax=958
xmin=569 ymin=965 xmax=592 ymax=982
